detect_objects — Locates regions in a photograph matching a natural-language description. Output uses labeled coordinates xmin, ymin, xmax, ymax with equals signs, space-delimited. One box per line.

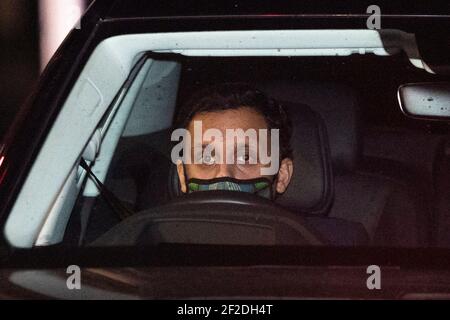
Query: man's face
xmin=176 ymin=106 xmax=294 ymax=194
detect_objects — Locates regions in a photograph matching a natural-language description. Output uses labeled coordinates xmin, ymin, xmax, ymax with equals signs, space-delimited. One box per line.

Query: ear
xmin=275 ymin=158 xmax=294 ymax=194
xmin=176 ymin=160 xmax=187 ymax=193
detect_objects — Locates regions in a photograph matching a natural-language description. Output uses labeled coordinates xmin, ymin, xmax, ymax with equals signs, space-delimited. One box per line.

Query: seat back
xmin=260 ymin=80 xmax=434 ymax=246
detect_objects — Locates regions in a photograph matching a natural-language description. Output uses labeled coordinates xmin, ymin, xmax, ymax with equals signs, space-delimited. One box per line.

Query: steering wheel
xmin=93 ymin=191 xmax=324 ymax=246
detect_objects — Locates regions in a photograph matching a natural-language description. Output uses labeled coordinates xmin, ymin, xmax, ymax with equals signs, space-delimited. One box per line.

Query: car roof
xmin=95 ymin=0 xmax=450 ymax=20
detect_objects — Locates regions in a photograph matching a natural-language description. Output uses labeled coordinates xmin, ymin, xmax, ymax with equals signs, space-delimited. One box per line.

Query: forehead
xmin=187 ymin=107 xmax=268 ymax=132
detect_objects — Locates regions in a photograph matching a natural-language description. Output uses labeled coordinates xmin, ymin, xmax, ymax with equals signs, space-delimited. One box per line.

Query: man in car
xmin=172 ymin=82 xmax=294 ymax=200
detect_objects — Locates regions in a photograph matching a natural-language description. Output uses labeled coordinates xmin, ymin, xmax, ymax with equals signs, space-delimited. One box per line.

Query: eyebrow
xmin=194 ymin=142 xmax=253 ymax=150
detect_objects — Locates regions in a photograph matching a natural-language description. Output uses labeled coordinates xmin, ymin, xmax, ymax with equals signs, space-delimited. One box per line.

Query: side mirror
xmin=398 ymin=82 xmax=450 ymax=120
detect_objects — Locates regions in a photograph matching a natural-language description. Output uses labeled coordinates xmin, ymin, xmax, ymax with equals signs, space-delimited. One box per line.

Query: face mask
xmin=186 ymin=176 xmax=274 ymax=200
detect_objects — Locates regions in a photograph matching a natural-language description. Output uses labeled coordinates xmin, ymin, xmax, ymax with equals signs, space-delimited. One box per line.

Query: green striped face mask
xmin=187 ymin=177 xmax=274 ymax=200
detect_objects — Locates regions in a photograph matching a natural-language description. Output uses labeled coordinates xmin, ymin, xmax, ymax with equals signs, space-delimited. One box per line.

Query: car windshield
xmin=3 ymin=25 xmax=450 ymax=254
xmin=51 ymin=53 xmax=449 ymax=249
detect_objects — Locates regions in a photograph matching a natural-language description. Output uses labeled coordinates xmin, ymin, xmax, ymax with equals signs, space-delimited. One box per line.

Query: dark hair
xmin=176 ymin=82 xmax=293 ymax=160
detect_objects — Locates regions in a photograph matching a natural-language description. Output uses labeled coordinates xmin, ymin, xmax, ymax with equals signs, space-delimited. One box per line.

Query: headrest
xmin=274 ymin=102 xmax=333 ymax=215
xmin=259 ymin=81 xmax=361 ymax=174
xmin=165 ymin=102 xmax=333 ymax=216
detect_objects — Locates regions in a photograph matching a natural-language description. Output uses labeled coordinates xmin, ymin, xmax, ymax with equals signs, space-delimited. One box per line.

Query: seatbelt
xmin=80 ymin=159 xmax=134 ymax=221
xmin=78 ymin=197 xmax=95 ymax=246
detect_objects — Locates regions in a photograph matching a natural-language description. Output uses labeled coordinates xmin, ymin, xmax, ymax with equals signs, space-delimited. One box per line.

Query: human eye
xmin=202 ymin=154 xmax=216 ymax=165
xmin=237 ymin=153 xmax=248 ymax=163
xmin=237 ymin=151 xmax=256 ymax=164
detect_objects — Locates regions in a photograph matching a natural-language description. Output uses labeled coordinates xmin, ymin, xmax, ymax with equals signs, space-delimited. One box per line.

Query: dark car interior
xmin=64 ymin=53 xmax=450 ymax=249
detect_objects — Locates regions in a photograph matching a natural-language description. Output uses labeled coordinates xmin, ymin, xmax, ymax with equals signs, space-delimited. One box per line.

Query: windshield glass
xmin=57 ymin=54 xmax=450 ymax=249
